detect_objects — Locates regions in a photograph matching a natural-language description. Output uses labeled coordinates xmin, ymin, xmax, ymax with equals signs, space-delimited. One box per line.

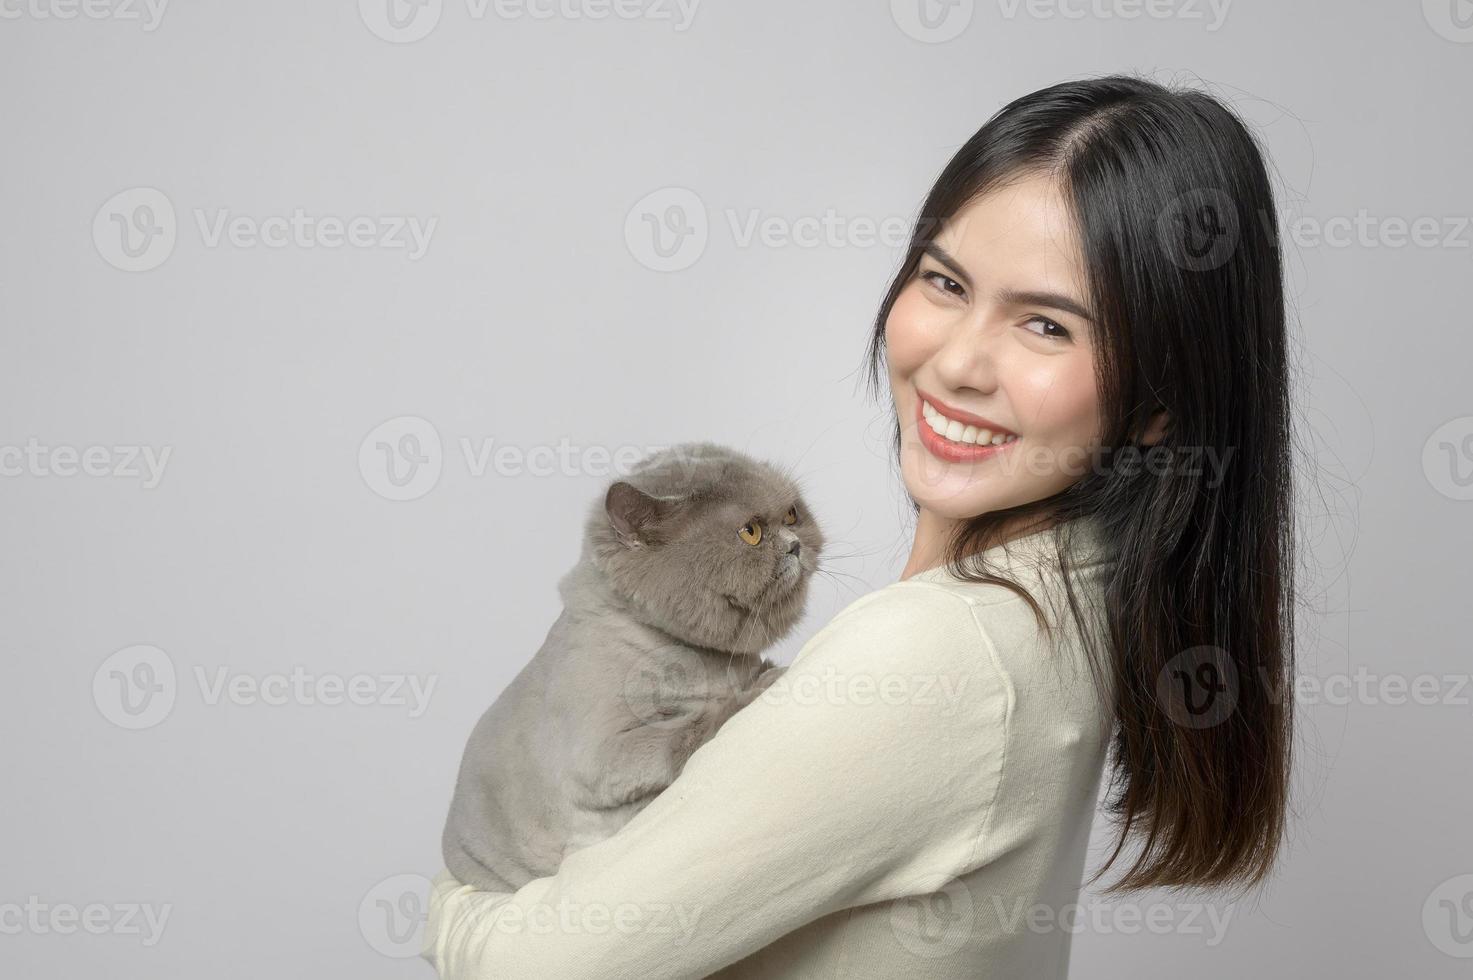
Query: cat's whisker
xmin=812 ymin=543 xmax=882 ymax=561
xmin=770 ymin=415 xmax=848 ymax=480
xmin=813 ymin=567 xmax=870 ymax=601
xmin=814 ymin=559 xmax=869 ymax=582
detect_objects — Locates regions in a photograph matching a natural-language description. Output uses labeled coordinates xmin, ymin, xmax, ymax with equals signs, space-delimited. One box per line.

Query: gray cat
xmin=441 ymin=442 xmax=824 ymax=892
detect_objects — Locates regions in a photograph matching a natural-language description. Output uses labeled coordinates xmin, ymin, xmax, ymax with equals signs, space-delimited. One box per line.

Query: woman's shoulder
xmin=792 ymin=571 xmax=1108 ymax=735
xmin=788 ymin=576 xmax=1028 ymax=685
xmin=803 ymin=576 xmax=999 ymax=644
xmin=811 ymin=570 xmax=1057 ymax=649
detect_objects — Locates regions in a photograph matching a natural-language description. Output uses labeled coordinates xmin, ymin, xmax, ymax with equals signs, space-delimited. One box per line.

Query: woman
xmin=421 ymin=73 xmax=1296 ymax=978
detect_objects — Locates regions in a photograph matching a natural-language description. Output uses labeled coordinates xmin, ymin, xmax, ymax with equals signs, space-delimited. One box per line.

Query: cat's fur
xmin=441 ymin=442 xmax=824 ymax=892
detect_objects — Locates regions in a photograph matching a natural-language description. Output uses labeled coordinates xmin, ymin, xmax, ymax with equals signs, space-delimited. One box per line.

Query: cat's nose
xmin=787 ymin=539 xmax=801 ymax=557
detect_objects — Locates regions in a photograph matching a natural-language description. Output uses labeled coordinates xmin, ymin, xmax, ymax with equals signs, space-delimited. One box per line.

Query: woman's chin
xmin=901 ymin=466 xmax=1001 ymax=518
xmin=917 ymin=493 xmax=1000 ymax=521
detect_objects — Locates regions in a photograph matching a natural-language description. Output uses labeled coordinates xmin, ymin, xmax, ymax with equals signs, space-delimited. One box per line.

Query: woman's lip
xmin=914 ymin=393 xmax=1019 ymax=463
xmin=915 ymin=388 xmax=1016 ymax=436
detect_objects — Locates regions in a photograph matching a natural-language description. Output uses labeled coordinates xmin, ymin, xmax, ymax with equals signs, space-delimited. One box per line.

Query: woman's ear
xmin=1139 ymin=408 xmax=1172 ymax=446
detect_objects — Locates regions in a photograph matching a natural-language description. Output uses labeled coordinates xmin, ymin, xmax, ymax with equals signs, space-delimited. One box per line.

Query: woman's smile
xmin=914 ymin=389 xmax=1021 ymax=463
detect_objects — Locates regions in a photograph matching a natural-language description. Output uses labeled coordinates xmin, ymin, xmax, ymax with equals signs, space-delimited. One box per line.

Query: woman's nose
xmin=931 ymin=315 xmax=999 ymax=393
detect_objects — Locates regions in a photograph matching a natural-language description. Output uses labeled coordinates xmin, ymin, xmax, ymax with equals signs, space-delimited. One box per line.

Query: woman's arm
xmin=422 ymin=583 xmax=1010 ymax=980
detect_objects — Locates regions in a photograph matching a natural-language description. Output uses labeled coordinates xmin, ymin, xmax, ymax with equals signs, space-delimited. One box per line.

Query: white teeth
xmin=921 ymin=399 xmax=1017 ymax=447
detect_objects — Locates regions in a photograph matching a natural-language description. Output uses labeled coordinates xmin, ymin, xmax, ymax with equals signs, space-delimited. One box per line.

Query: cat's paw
xmin=750 ymin=665 xmax=786 ymax=694
xmin=731 ymin=666 xmax=786 ymax=710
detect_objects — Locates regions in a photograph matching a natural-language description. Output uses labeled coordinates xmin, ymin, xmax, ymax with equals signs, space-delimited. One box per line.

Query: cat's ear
xmin=605 ymin=481 xmax=678 ymax=547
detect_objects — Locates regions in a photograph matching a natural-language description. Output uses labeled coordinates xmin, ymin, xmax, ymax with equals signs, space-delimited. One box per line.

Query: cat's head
xmin=586 ymin=442 xmax=824 ymax=656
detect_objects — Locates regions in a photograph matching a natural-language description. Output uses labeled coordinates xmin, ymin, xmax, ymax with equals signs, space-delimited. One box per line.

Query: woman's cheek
xmin=1017 ymin=358 xmax=1099 ymax=446
xmin=885 ymin=286 xmax=940 ymax=370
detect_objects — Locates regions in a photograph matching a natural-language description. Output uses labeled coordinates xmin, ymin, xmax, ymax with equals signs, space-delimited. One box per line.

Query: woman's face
xmin=885 ymin=172 xmax=1103 ymax=521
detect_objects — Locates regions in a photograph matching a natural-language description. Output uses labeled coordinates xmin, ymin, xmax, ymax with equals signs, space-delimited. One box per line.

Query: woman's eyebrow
xmin=995 ymin=287 xmax=1096 ymax=325
xmin=919 ymin=243 xmax=973 ymax=290
xmin=920 ymin=242 xmax=1095 ymax=325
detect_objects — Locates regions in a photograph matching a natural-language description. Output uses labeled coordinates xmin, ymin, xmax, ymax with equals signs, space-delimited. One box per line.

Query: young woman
xmin=422 ymin=73 xmax=1296 ymax=978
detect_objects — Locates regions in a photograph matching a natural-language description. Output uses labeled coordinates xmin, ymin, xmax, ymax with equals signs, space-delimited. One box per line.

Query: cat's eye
xmin=782 ymin=506 xmax=798 ymax=526
xmin=739 ymin=521 xmax=762 ymax=546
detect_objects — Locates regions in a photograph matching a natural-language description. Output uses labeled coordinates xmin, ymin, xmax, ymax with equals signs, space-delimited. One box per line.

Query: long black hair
xmin=865 ymin=74 xmax=1296 ymax=894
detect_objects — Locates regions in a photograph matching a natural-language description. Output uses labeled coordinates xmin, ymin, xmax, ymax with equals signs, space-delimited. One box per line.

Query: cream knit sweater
xmin=422 ymin=519 xmax=1116 ymax=979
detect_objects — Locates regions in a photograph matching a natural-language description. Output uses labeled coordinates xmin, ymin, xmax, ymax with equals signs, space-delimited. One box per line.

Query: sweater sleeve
xmin=421 ymin=582 xmax=1012 ymax=980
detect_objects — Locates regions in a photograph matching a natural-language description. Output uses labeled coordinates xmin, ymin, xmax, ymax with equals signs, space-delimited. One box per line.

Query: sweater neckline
xmin=901 ymin=516 xmax=1113 ymax=585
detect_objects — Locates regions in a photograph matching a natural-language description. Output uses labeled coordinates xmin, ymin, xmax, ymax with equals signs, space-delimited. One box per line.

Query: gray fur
xmin=441 ymin=442 xmax=824 ymax=891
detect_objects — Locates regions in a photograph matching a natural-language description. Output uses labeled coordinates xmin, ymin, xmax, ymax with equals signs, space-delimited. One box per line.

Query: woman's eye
xmin=1025 ymin=316 xmax=1072 ymax=342
xmin=739 ymin=521 xmax=763 ymax=545
xmin=919 ymin=269 xmax=965 ymax=298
